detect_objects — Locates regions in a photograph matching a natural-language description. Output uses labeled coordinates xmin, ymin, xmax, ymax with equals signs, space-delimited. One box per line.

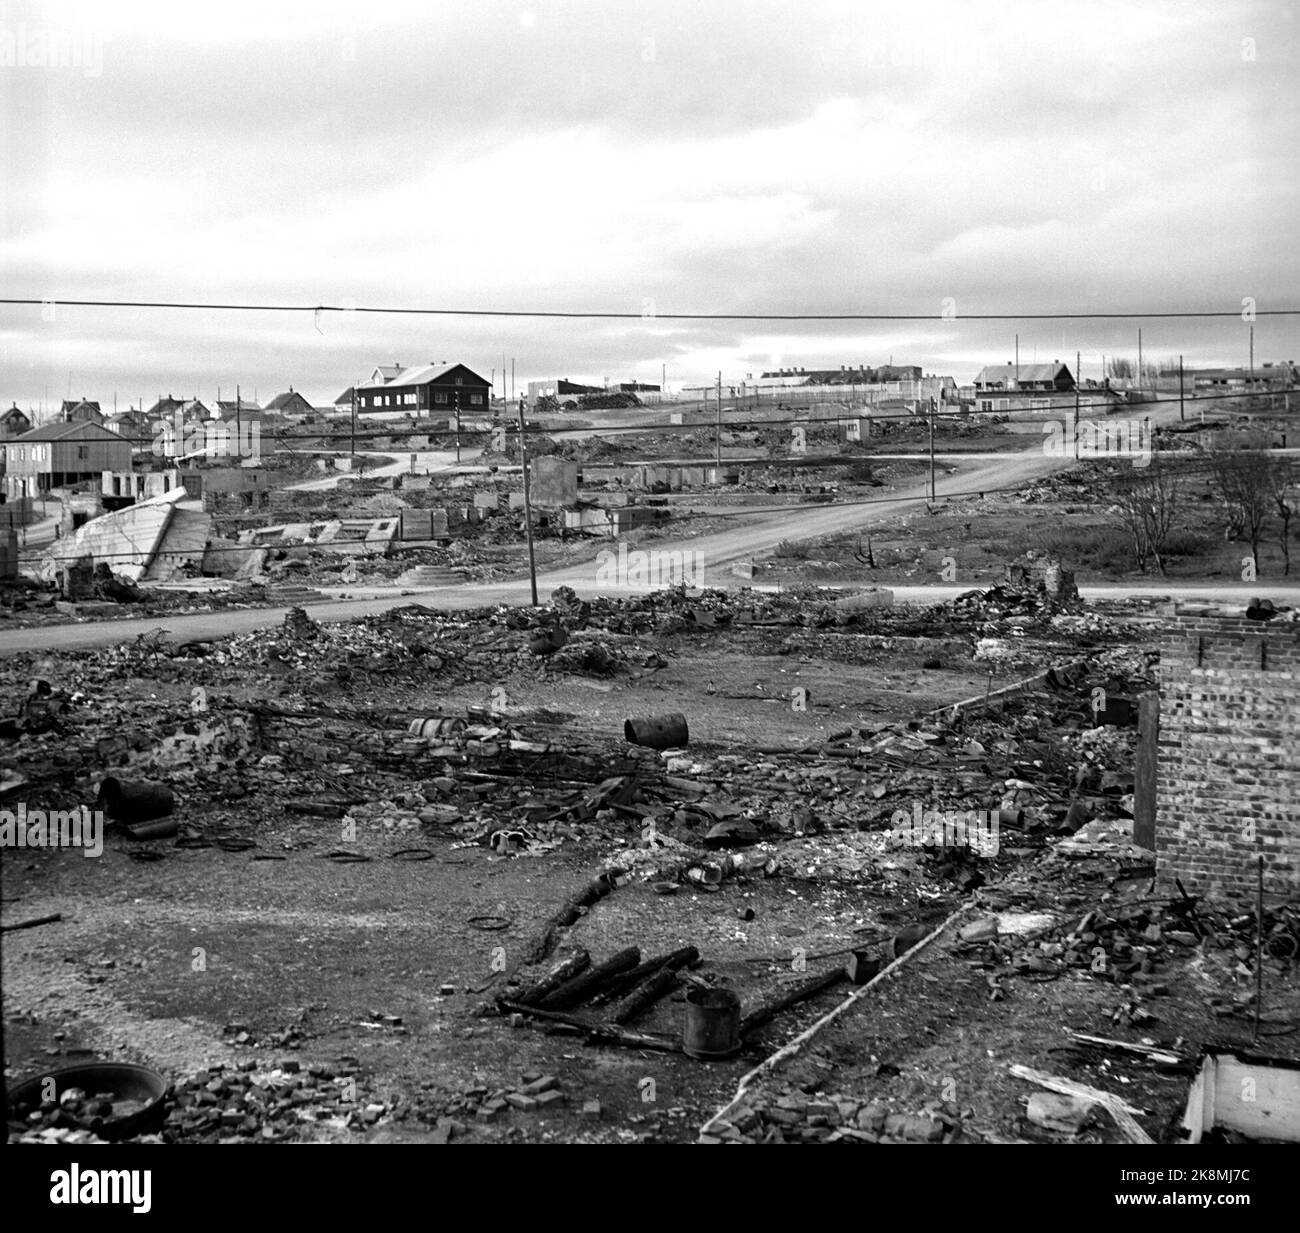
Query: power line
xmin=2 ymin=297 xmax=1299 ymax=321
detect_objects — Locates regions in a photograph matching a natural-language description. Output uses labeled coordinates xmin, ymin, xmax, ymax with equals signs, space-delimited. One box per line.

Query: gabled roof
xmin=1 ymin=405 xmax=31 ymax=423
xmin=11 ymin=420 xmax=130 ymax=443
xmin=215 ymin=398 xmax=261 ymax=413
xmin=370 ymin=365 xmax=403 ymax=384
xmin=264 ymin=390 xmax=312 ymax=411
xmin=357 ymin=362 xmax=489 ymax=391
xmin=335 ymin=386 xmax=356 ymax=405
xmin=974 ymin=362 xmax=1072 ymax=386
xmin=61 ymin=398 xmax=101 ymax=414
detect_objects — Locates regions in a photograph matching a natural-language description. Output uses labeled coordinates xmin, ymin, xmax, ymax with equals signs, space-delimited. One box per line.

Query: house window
xmin=1030 ymin=398 xmax=1051 ymax=410
xmin=77 ymin=446 xmax=89 ymax=460
xmin=455 ymin=376 xmax=463 ymax=385
xmin=435 ymin=392 xmax=447 ymax=405
xmin=979 ymin=400 xmax=993 ymax=413
xmin=470 ymin=393 xmax=483 ymax=406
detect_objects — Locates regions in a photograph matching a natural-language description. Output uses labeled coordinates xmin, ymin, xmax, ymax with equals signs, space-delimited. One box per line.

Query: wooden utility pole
xmin=236 ymin=384 xmax=241 ymax=460
xmin=928 ymin=397 xmax=936 ymax=500
xmin=1138 ymin=328 xmax=1143 ymax=396
xmin=715 ymin=370 xmax=722 ymax=469
xmin=517 ymin=394 xmax=538 ymax=606
xmin=454 ymin=388 xmax=461 ymax=463
xmin=1074 ymin=352 xmax=1080 ymax=460
xmin=1179 ymin=354 xmax=1185 ymax=422
xmin=351 ymin=384 xmax=357 ymax=456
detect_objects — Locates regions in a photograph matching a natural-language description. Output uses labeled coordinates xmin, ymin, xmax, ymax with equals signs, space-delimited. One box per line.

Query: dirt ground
xmin=3 ymin=584 xmax=1297 ymax=1145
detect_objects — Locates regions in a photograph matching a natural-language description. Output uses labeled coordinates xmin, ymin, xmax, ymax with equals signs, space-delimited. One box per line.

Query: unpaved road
xmin=4 ymin=444 xmax=1297 ymax=657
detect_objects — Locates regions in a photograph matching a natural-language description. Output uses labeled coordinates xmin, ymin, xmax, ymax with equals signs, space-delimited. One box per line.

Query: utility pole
xmin=1249 ymin=325 xmax=1255 ymax=383
xmin=928 ymin=396 xmax=936 ymax=501
xmin=1074 ymin=351 xmax=1080 ymax=459
xmin=1179 ymin=354 xmax=1185 ymax=422
xmin=511 ymin=358 xmax=515 ymax=405
xmin=351 ymin=383 xmax=357 ymax=457
xmin=236 ymin=384 xmax=241 ymax=460
xmin=454 ymin=388 xmax=461 ymax=463
xmin=715 ymin=370 xmax=722 ymax=470
xmin=1014 ymin=334 xmax=1019 ymax=388
xmin=1138 ymin=328 xmax=1143 ymax=396
xmin=517 ymin=394 xmax=538 ymax=606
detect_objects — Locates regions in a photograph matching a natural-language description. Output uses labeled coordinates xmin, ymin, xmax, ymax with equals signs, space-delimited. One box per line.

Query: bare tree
xmin=1209 ymin=435 xmax=1277 ymax=577
xmin=1265 ymin=455 xmax=1295 ymax=575
xmin=1106 ymin=458 xmax=1182 ymax=575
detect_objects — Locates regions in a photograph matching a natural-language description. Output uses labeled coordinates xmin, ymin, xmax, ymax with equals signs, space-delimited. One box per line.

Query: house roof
xmin=12 ymin=420 xmax=130 ymax=443
xmin=335 ymin=386 xmax=356 ymax=405
xmin=1 ymin=405 xmax=31 ymax=422
xmin=974 ymin=362 xmax=1072 ymax=386
xmin=370 ymin=365 xmax=403 ymax=383
xmin=357 ymin=362 xmax=489 ymax=391
xmin=216 ymin=399 xmax=261 ymax=412
xmin=61 ymin=399 xmax=101 ymax=414
xmin=264 ymin=390 xmax=311 ymax=411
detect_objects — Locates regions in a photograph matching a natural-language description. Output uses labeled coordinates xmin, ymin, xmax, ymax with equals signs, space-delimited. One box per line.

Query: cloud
xmin=1 ymin=0 xmax=1296 ymax=404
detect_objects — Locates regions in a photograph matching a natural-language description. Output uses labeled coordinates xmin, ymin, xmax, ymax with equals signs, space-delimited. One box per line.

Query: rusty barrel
xmin=624 ymin=712 xmax=689 ymax=750
xmin=97 ymin=777 xmax=174 ymax=824
xmin=683 ymin=987 xmax=741 ymax=1060
xmin=407 ymin=717 xmax=467 ymax=739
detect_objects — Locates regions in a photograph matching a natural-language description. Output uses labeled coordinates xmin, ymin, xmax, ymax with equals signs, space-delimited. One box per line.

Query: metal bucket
xmin=407 ymin=717 xmax=467 ymax=739
xmin=683 ymin=987 xmax=741 ymax=1060
xmin=6 ymin=1061 xmax=168 ymax=1141
xmin=624 ymin=712 xmax=689 ymax=749
xmin=97 ymin=777 xmax=174 ymax=824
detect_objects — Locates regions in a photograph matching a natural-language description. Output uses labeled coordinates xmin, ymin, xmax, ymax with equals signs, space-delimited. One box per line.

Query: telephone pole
xmin=928 ymin=397 xmax=936 ymax=500
xmin=1179 ymin=354 xmax=1185 ymax=422
xmin=1074 ymin=351 xmax=1080 ymax=459
xmin=517 ymin=394 xmax=538 ymax=606
xmin=715 ymin=370 xmax=722 ymax=469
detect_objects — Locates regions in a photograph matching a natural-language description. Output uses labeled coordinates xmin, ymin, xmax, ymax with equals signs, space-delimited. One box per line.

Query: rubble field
xmin=3 ymin=578 xmax=1297 ymax=1145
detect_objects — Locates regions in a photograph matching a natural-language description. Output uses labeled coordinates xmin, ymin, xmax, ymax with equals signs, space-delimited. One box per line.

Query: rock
xmin=884 ymin=1113 xmax=945 ymax=1143
xmin=959 ymin=917 xmax=1000 ymax=944
xmin=1026 ymin=1092 xmax=1096 ymax=1134
xmin=703 ymin=817 xmax=761 ymax=849
xmin=520 ymin=1075 xmax=559 ymax=1097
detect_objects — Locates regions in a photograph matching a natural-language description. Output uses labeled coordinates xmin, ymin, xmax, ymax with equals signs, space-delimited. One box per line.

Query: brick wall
xmin=1157 ymin=607 xmax=1300 ymax=902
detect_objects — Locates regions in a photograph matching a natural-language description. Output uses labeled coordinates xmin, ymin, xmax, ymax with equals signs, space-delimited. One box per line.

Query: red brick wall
xmin=1157 ymin=607 xmax=1300 ymax=902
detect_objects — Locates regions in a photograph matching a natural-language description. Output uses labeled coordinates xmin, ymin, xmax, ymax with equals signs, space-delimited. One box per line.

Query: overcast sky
xmin=2 ymin=0 xmax=1297 ymax=410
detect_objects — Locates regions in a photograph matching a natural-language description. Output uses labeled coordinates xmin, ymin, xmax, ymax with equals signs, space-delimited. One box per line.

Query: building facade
xmin=3 ymin=421 xmax=133 ymax=498
xmin=355 ymin=362 xmax=491 ymax=415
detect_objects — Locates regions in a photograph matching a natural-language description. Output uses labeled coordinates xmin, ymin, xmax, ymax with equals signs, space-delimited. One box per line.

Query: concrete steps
xmin=397 ymin=565 xmax=463 ymax=587
xmin=268 ymin=584 xmax=326 ymax=604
